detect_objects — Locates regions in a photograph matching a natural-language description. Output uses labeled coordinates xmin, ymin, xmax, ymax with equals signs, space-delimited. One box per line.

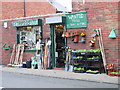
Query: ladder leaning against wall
xmin=9 ymin=44 xmax=24 ymax=66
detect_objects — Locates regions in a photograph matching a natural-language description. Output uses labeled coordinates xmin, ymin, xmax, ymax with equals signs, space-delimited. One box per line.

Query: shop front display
xmin=17 ymin=26 xmax=42 ymax=50
xmin=1 ymin=1 xmax=119 ymax=78
xmin=71 ymin=49 xmax=104 ymax=74
xmin=12 ymin=19 xmax=42 ymax=52
xmin=8 ymin=19 xmax=43 ymax=66
xmin=46 ymin=16 xmax=66 ymax=69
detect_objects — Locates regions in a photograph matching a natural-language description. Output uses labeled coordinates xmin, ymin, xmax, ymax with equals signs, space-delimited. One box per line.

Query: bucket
xmin=69 ymin=65 xmax=73 ymax=72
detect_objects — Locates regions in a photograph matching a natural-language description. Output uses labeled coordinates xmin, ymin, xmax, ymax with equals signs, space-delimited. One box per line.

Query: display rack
xmin=71 ymin=50 xmax=104 ymax=74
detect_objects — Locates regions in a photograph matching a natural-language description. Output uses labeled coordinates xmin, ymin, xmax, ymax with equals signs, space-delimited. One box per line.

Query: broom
xmin=94 ymin=28 xmax=107 ymax=73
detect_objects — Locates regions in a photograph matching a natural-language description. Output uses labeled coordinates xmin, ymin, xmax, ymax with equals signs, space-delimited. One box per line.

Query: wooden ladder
xmin=19 ymin=44 xmax=24 ymax=65
xmin=14 ymin=44 xmax=24 ymax=65
xmin=9 ymin=44 xmax=16 ymax=64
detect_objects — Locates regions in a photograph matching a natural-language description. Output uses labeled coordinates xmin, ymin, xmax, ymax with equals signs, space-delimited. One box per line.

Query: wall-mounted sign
xmin=3 ymin=22 xmax=8 ymax=28
xmin=66 ymin=11 xmax=87 ymax=29
xmin=12 ymin=19 xmax=42 ymax=27
xmin=45 ymin=16 xmax=65 ymax=24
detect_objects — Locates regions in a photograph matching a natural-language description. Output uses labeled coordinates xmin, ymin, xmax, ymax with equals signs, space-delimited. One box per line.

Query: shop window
xmin=17 ymin=26 xmax=42 ymax=50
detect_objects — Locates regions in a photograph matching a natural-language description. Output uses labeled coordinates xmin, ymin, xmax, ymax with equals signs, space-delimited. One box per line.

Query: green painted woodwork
xmin=12 ymin=19 xmax=42 ymax=27
xmin=2 ymin=43 xmax=10 ymax=50
xmin=66 ymin=11 xmax=88 ymax=29
xmin=24 ymin=50 xmax=40 ymax=52
xmin=50 ymin=25 xmax=55 ymax=68
xmin=108 ymin=28 xmax=116 ymax=39
xmin=17 ymin=34 xmax=20 ymax=44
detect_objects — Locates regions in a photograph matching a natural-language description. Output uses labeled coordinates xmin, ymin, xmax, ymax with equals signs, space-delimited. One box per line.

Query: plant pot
xmin=81 ymin=31 xmax=86 ymax=37
xmin=74 ymin=36 xmax=79 ymax=43
xmin=74 ymin=30 xmax=80 ymax=36
xmin=65 ymin=32 xmax=70 ymax=37
xmin=89 ymin=40 xmax=95 ymax=47
xmin=79 ymin=37 xmax=86 ymax=43
xmin=70 ymin=32 xmax=75 ymax=37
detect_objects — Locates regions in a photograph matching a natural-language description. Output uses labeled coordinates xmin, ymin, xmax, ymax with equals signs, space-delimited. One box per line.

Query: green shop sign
xmin=12 ymin=19 xmax=42 ymax=27
xmin=66 ymin=11 xmax=87 ymax=29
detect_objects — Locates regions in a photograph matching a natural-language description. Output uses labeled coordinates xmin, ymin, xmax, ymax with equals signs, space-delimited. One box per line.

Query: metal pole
xmin=24 ymin=0 xmax=26 ymax=17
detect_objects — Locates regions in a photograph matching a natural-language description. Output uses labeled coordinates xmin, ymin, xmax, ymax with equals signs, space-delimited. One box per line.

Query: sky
xmin=55 ymin=0 xmax=72 ymax=11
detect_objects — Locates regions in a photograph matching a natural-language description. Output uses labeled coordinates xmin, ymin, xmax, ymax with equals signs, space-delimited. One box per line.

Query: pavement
xmin=0 ymin=65 xmax=119 ymax=85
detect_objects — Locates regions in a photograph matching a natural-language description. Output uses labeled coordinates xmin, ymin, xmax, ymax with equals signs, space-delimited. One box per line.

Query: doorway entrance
xmin=50 ymin=24 xmax=66 ymax=69
xmin=54 ymin=24 xmax=66 ymax=68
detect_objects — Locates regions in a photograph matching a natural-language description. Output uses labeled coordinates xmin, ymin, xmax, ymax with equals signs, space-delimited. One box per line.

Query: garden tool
xmin=94 ymin=28 xmax=107 ymax=73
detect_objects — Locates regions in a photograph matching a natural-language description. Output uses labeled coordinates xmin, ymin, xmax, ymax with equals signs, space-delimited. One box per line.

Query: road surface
xmin=1 ymin=71 xmax=119 ymax=88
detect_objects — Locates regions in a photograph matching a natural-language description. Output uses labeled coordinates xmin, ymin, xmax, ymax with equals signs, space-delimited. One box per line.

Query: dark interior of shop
xmin=55 ymin=24 xmax=66 ymax=68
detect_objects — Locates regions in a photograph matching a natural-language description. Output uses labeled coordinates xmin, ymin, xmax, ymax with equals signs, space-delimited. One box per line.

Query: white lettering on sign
xmin=12 ymin=19 xmax=39 ymax=27
xmin=67 ymin=14 xmax=84 ymax=20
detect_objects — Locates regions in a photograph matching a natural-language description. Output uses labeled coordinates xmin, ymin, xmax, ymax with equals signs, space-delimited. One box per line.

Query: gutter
xmin=0 ymin=13 xmax=67 ymax=22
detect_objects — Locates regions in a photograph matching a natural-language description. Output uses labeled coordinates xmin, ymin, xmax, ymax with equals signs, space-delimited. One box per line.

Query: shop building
xmin=0 ymin=0 xmax=69 ymax=66
xmin=0 ymin=1 xmax=120 ymax=74
xmin=1 ymin=14 xmax=67 ymax=66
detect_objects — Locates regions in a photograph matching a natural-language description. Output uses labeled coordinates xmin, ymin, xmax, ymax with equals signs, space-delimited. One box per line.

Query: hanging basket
xmin=2 ymin=43 xmax=11 ymax=50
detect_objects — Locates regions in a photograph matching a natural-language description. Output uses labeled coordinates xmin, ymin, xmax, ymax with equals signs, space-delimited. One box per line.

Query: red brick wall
xmin=26 ymin=2 xmax=56 ymax=17
xmin=1 ymin=1 xmax=56 ymax=20
xmin=1 ymin=0 xmax=57 ymax=65
xmin=1 ymin=20 xmax=37 ymax=64
xmin=2 ymin=21 xmax=17 ymax=64
xmin=71 ymin=1 xmax=119 ymax=66
xmin=1 ymin=14 xmax=65 ymax=65
xmin=0 ymin=2 xmax=2 ymax=20
xmin=2 ymin=2 xmax=24 ymax=20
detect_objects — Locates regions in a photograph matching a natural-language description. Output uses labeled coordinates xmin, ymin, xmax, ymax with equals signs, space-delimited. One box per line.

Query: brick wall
xmin=71 ymin=1 xmax=120 ymax=66
xmin=2 ymin=21 xmax=17 ymax=64
xmin=1 ymin=14 xmax=65 ymax=65
xmin=1 ymin=20 xmax=40 ymax=65
xmin=0 ymin=2 xmax=2 ymax=20
xmin=25 ymin=2 xmax=56 ymax=17
xmin=2 ymin=2 xmax=24 ymax=20
xmin=1 ymin=0 xmax=57 ymax=65
xmin=1 ymin=1 xmax=56 ymax=20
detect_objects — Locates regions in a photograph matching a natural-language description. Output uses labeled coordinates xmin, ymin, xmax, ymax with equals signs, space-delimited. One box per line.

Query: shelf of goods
xmin=71 ymin=49 xmax=104 ymax=74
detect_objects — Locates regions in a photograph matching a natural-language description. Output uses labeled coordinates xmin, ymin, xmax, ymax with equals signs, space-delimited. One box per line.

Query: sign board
xmin=66 ymin=11 xmax=87 ymax=29
xmin=46 ymin=16 xmax=65 ymax=24
xmin=3 ymin=22 xmax=8 ymax=28
xmin=12 ymin=19 xmax=42 ymax=27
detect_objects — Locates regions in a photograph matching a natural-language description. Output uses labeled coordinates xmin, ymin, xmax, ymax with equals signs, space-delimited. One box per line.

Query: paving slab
xmin=0 ymin=66 xmax=119 ymax=84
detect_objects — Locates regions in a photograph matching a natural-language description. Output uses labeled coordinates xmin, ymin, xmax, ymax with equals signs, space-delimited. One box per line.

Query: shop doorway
xmin=54 ymin=24 xmax=66 ymax=68
xmin=50 ymin=24 xmax=66 ymax=69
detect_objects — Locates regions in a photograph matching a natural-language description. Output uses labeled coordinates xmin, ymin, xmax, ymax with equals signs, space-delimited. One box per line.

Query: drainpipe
xmin=24 ymin=0 xmax=26 ymax=17
xmin=83 ymin=0 xmax=85 ymax=4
